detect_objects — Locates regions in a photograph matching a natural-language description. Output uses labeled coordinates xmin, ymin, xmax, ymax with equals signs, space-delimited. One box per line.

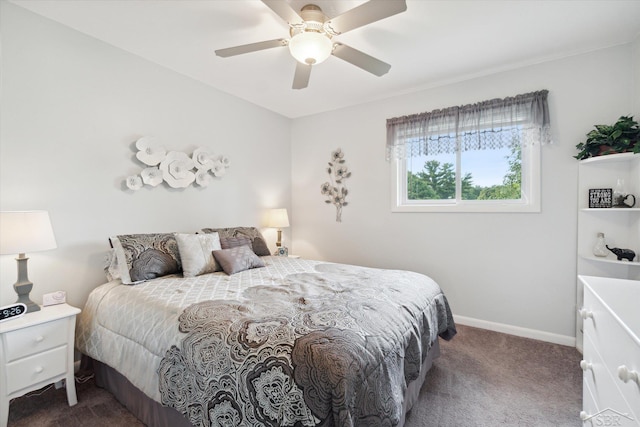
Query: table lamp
xmin=267 ymin=208 xmax=289 ymax=248
xmin=0 ymin=211 xmax=57 ymax=313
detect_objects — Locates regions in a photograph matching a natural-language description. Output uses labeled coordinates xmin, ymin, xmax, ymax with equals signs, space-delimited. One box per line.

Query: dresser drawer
xmin=583 ymin=334 xmax=639 ymax=425
xmin=582 ymin=376 xmax=599 ymax=418
xmin=583 ymin=287 xmax=640 ymax=366
xmin=4 ymin=345 xmax=67 ymax=395
xmin=3 ymin=318 xmax=68 ymax=362
xmin=583 ymin=291 xmax=640 ymax=422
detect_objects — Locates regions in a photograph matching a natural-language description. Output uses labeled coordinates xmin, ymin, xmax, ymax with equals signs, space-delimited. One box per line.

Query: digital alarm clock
xmin=0 ymin=303 xmax=27 ymax=323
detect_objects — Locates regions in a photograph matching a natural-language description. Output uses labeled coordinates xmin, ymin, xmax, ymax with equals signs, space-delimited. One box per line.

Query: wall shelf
xmin=580 ymin=254 xmax=640 ymax=267
xmin=580 ymin=208 xmax=640 ymax=212
xmin=579 ymin=152 xmax=638 ymax=165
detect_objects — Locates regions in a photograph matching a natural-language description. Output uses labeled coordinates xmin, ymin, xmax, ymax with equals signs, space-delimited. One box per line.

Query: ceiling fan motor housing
xmin=289 ymin=4 xmax=333 ymax=65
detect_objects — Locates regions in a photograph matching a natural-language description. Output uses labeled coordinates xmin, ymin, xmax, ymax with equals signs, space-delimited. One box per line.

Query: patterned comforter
xmin=76 ymin=256 xmax=456 ymax=427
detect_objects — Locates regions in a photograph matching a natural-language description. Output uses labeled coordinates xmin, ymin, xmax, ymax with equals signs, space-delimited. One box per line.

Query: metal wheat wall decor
xmin=124 ymin=136 xmax=230 ymax=190
xmin=321 ymin=148 xmax=351 ymax=222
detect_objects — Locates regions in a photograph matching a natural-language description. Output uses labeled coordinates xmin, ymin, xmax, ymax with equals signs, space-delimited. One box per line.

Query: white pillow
xmin=104 ymin=249 xmax=121 ymax=282
xmin=175 ymin=232 xmax=222 ymax=277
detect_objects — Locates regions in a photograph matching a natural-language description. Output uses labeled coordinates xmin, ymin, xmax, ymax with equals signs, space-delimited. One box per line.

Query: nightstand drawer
xmin=3 ymin=319 xmax=68 ymax=362
xmin=5 ymin=346 xmax=67 ymax=395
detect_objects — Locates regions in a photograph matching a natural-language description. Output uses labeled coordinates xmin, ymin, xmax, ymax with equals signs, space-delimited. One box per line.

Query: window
xmin=387 ymin=90 xmax=550 ymax=213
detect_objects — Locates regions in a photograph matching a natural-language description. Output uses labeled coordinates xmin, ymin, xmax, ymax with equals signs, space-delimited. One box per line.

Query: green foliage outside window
xmin=407 ymin=145 xmax=522 ymax=201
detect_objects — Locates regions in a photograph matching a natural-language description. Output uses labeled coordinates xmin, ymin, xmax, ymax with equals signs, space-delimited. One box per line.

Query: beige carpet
xmin=8 ymin=324 xmax=582 ymax=426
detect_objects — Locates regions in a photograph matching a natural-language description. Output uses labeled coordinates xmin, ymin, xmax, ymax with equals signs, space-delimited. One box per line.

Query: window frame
xmin=391 ymin=138 xmax=541 ymax=213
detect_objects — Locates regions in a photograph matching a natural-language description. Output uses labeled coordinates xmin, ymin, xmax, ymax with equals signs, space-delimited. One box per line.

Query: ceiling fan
xmin=215 ymin=0 xmax=407 ymax=89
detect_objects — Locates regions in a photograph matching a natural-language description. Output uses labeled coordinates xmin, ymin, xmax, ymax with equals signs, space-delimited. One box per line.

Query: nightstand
xmin=0 ymin=303 xmax=81 ymax=427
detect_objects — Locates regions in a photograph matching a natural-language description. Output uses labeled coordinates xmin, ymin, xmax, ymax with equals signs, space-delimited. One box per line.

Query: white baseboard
xmin=453 ymin=314 xmax=576 ymax=347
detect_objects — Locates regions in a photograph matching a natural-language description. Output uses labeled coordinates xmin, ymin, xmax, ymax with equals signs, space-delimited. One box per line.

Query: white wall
xmin=0 ymin=2 xmax=292 ymax=308
xmin=633 ymin=33 xmax=640 ymax=116
xmin=632 ymin=34 xmax=640 ymax=284
xmin=291 ymin=44 xmax=635 ymax=343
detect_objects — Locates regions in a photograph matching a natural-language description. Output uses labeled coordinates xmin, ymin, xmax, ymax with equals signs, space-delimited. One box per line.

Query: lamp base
xmin=14 ymin=291 xmax=41 ymax=313
xmin=13 ymin=255 xmax=41 ymax=313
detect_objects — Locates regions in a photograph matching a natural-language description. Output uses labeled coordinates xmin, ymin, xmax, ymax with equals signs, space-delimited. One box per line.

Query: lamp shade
xmin=0 ymin=211 xmax=57 ymax=255
xmin=289 ymin=32 xmax=333 ymax=65
xmin=267 ymin=209 xmax=290 ymax=228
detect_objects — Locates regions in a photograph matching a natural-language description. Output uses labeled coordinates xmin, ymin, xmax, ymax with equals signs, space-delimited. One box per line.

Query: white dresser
xmin=0 ymin=303 xmax=81 ymax=427
xmin=579 ymin=275 xmax=640 ymax=426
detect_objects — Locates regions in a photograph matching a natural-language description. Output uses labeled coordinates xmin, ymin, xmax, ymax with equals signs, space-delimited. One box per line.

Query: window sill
xmin=392 ymin=202 xmax=540 ymax=213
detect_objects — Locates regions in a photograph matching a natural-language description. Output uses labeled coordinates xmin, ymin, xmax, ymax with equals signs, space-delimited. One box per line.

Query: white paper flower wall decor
xmin=135 ymin=136 xmax=166 ymax=166
xmin=124 ymin=137 xmax=230 ymax=190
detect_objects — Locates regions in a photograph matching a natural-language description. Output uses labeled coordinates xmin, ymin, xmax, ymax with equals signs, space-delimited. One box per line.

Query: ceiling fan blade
xmin=215 ymin=39 xmax=287 ymax=57
xmin=261 ymin=0 xmax=305 ymax=27
xmin=324 ymin=0 xmax=407 ymax=35
xmin=332 ymin=43 xmax=391 ymax=76
xmin=292 ymin=62 xmax=312 ymax=89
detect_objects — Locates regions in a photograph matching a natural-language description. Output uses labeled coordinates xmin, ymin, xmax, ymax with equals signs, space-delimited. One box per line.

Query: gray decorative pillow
xmin=110 ymin=233 xmax=182 ymax=284
xmin=212 ymin=245 xmax=266 ymax=275
xmin=220 ymin=236 xmax=253 ymax=250
xmin=175 ymin=232 xmax=221 ymax=277
xmin=202 ymin=227 xmax=271 ymax=256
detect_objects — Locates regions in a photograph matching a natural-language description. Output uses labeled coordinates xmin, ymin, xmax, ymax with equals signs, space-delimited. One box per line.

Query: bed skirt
xmin=89 ymin=339 xmax=440 ymax=427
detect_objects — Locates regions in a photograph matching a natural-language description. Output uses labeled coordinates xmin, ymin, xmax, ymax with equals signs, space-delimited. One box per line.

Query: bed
xmin=76 ymin=229 xmax=456 ymax=427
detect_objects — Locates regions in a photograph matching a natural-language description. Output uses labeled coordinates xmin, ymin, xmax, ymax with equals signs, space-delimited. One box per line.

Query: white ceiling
xmin=9 ymin=0 xmax=640 ymax=118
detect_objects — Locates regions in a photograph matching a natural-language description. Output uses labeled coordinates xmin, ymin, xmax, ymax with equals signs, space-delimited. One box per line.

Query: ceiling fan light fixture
xmin=289 ymin=31 xmax=332 ymax=65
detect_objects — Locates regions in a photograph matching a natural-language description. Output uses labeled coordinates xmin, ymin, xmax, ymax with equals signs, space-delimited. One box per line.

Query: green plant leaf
xmin=595 ymin=125 xmax=612 ymax=133
xmin=576 ymin=115 xmax=640 ymax=159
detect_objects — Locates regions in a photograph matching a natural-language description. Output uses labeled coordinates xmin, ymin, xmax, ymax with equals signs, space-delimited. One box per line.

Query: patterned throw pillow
xmin=212 ymin=245 xmax=266 ymax=275
xmin=175 ymin=232 xmax=222 ymax=277
xmin=220 ymin=236 xmax=253 ymax=250
xmin=110 ymin=233 xmax=182 ymax=284
xmin=201 ymin=227 xmax=271 ymax=256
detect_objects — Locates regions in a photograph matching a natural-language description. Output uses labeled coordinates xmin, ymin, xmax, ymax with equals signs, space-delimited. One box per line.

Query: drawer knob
xmin=580 ymin=360 xmax=593 ymax=371
xmin=580 ymin=411 xmax=590 ymax=421
xmin=35 ymin=335 xmax=44 ymax=343
xmin=35 ymin=366 xmax=44 ymax=374
xmin=618 ymin=365 xmax=640 ymax=385
xmin=578 ymin=308 xmax=593 ymax=320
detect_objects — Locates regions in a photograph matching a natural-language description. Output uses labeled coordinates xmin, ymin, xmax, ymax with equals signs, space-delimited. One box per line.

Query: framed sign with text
xmin=588 ymin=188 xmax=612 ymax=208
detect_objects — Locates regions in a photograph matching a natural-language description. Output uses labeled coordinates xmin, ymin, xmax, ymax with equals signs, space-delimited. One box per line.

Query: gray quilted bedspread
xmin=157 ymin=261 xmax=456 ymax=427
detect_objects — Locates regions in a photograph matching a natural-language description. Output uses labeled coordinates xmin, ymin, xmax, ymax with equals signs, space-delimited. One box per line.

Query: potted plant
xmin=574 ymin=115 xmax=640 ymax=160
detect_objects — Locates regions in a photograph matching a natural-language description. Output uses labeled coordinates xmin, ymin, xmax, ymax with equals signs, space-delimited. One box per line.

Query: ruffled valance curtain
xmin=386 ymin=90 xmax=551 ymax=160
